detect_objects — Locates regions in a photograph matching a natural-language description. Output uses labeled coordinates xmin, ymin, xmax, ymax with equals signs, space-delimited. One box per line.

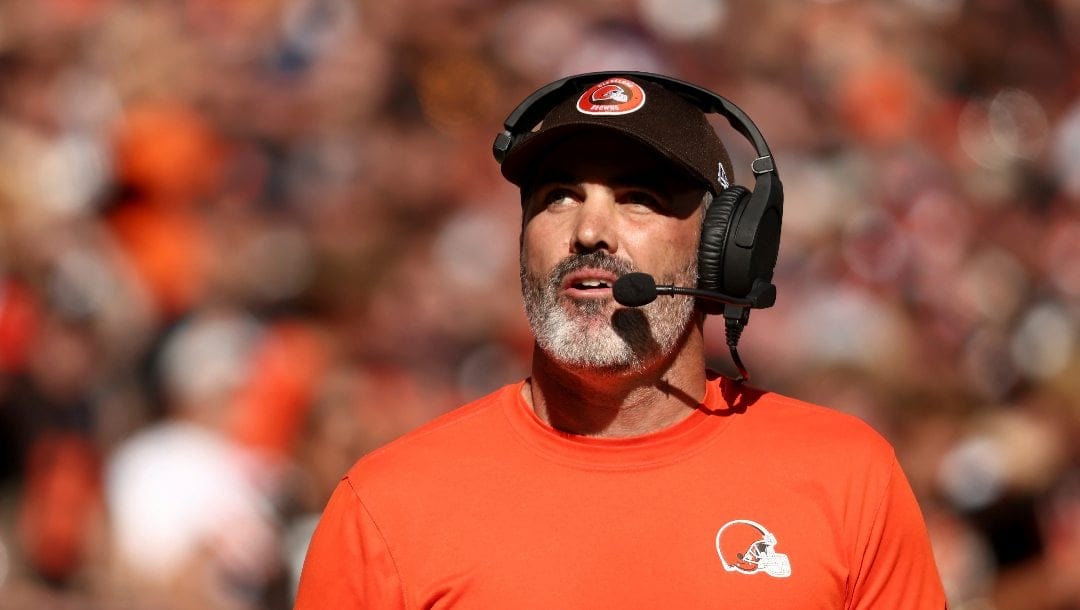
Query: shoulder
xmin=330 ymin=382 xmax=526 ymax=540
xmin=343 ymin=382 xmax=522 ymax=486
xmin=714 ymin=378 xmax=897 ymax=465
xmin=764 ymin=392 xmax=890 ymax=446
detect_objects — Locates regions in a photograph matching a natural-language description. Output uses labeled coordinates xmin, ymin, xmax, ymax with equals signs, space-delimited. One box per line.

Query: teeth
xmin=579 ymin=279 xmax=609 ymax=288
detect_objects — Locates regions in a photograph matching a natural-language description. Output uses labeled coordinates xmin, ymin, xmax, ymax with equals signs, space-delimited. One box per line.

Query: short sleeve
xmin=294 ymin=477 xmax=406 ymax=610
xmin=848 ymin=457 xmax=947 ymax=610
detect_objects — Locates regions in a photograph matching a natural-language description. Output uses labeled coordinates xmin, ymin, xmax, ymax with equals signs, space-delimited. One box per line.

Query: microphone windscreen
xmin=613 ymin=272 xmax=658 ymax=307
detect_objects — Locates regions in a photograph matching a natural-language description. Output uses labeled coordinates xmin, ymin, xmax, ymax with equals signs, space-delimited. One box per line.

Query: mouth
xmin=561 ymin=269 xmax=619 ymax=299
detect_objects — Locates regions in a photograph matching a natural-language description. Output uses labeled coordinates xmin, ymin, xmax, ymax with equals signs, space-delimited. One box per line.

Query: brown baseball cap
xmin=499 ymin=75 xmax=735 ymax=195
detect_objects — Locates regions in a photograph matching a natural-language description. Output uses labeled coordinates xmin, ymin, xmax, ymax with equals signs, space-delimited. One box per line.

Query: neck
xmin=524 ymin=319 xmax=707 ymax=438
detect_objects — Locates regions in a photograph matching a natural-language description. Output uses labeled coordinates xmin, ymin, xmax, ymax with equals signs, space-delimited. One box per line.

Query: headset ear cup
xmin=697 ymin=186 xmax=748 ymax=315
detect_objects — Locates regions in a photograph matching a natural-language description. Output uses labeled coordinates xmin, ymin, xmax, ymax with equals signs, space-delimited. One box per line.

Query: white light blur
xmin=1010 ymin=301 xmax=1076 ymax=380
xmin=492 ymin=3 xmax=583 ymax=77
xmin=958 ymin=88 xmax=1049 ymax=170
xmin=1051 ymin=97 xmax=1080 ymax=202
xmin=938 ymin=435 xmax=1005 ymax=510
xmin=637 ymin=0 xmax=727 ymax=41
xmin=433 ymin=208 xmax=516 ymax=291
xmin=780 ymin=153 xmax=868 ymax=241
xmin=31 ymin=134 xmax=110 ymax=219
xmin=556 ymin=26 xmax=665 ymax=76
xmin=794 ymin=284 xmax=909 ymax=371
xmin=988 ymin=89 xmax=1049 ymax=160
xmin=160 ymin=311 xmax=263 ymax=406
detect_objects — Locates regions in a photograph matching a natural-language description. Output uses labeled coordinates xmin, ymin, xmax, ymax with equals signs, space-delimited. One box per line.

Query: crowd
xmin=0 ymin=0 xmax=1077 ymax=608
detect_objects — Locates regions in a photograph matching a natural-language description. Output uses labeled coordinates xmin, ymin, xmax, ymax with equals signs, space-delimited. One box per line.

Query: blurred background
xmin=0 ymin=0 xmax=1077 ymax=608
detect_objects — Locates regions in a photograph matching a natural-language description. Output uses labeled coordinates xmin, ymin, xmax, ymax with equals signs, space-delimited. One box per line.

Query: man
xmin=294 ymin=73 xmax=947 ymax=609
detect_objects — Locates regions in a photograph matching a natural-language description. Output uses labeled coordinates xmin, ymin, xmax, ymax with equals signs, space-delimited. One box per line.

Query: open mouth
xmin=572 ymin=278 xmax=612 ymax=290
xmin=562 ymin=270 xmax=618 ymax=298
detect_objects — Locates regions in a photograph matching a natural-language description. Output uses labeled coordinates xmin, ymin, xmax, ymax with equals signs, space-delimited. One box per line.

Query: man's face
xmin=519 ymin=130 xmax=707 ymax=372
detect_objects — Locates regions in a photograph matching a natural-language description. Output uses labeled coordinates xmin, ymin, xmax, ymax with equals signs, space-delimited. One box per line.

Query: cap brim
xmin=500 ymin=121 xmax=712 ymax=193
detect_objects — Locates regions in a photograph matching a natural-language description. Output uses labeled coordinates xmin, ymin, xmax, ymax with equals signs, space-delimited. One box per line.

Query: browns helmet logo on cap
xmin=576 ymin=78 xmax=646 ymax=116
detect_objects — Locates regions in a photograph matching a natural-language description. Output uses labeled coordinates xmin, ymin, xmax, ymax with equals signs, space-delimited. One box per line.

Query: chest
xmin=394 ymin=465 xmax=860 ymax=610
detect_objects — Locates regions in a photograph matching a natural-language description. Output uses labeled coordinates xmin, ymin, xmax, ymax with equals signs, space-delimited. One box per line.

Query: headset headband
xmin=494 ymin=71 xmax=773 ymax=168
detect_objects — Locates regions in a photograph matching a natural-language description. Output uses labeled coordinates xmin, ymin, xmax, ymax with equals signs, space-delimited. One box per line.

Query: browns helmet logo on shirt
xmin=716 ymin=519 xmax=792 ymax=578
xmin=576 ymin=78 xmax=646 ymax=116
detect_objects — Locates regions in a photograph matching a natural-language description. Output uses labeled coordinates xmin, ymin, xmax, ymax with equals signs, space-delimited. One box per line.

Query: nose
xmin=572 ymin=185 xmax=618 ymax=254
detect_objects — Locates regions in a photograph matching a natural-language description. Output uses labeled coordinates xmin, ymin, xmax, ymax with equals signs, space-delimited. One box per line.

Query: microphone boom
xmin=612 ymin=272 xmax=775 ymax=309
xmin=611 ymin=271 xmax=776 ymax=384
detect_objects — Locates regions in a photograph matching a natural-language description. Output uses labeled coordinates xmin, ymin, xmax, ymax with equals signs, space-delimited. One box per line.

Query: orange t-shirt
xmin=295 ymin=376 xmax=946 ymax=609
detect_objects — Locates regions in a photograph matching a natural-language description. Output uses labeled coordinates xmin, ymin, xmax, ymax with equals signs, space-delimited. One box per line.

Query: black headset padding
xmin=726 ymin=182 xmax=782 ymax=297
xmin=698 ymin=186 xmax=748 ymax=314
xmin=494 ymin=71 xmax=784 ymax=311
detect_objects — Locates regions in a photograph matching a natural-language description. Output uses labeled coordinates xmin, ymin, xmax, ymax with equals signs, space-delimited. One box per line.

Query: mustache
xmin=549 ymin=252 xmax=634 ymax=286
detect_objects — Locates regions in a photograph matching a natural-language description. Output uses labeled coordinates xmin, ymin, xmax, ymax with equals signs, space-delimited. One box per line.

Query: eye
xmin=621 ymin=189 xmax=662 ymax=210
xmin=537 ymin=186 xmax=578 ymax=209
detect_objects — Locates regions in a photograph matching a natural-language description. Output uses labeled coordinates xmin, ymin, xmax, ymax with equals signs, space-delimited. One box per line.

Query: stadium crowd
xmin=0 ymin=0 xmax=1077 ymax=608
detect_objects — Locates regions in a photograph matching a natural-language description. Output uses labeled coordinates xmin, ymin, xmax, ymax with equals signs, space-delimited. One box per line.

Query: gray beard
xmin=520 ymin=250 xmax=698 ymax=372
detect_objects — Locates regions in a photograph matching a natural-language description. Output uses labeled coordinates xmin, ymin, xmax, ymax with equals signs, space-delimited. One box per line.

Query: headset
xmin=492 ymin=71 xmax=783 ymax=318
